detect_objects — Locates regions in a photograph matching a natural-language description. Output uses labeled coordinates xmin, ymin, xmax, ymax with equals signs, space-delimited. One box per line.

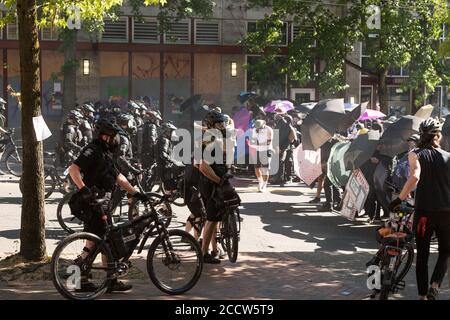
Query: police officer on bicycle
xmin=115 ymin=113 xmax=141 ymax=180
xmin=79 ymin=102 xmax=96 ymax=144
xmin=59 ymin=110 xmax=84 ymax=166
xmin=68 ymin=118 xmax=148 ymax=292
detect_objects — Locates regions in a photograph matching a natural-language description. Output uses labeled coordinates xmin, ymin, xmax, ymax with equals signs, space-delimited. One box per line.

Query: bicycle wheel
xmin=220 ymin=209 xmax=239 ymax=263
xmin=51 ymin=232 xmax=114 ymax=300
xmin=147 ymin=229 xmax=203 ymax=295
xmin=394 ymin=243 xmax=414 ymax=284
xmin=379 ymin=268 xmax=393 ymax=300
xmin=44 ymin=172 xmax=56 ymax=199
xmin=128 ymin=193 xmax=172 ymax=229
xmin=57 ymin=191 xmax=84 ymax=234
xmin=5 ymin=146 xmax=22 ymax=177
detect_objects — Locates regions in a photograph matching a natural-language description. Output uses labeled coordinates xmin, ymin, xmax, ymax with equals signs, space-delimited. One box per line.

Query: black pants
xmin=323 ymin=177 xmax=341 ymax=205
xmin=414 ymin=213 xmax=450 ymax=296
xmin=276 ymin=148 xmax=288 ymax=182
xmin=364 ymin=188 xmax=381 ymax=220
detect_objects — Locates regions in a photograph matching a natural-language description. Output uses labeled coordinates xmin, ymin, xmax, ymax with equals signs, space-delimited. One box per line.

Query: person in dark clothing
xmin=156 ymin=122 xmax=184 ymax=191
xmin=360 ymin=151 xmax=382 ymax=222
xmin=319 ymin=137 xmax=341 ymax=211
xmin=390 ymin=118 xmax=450 ymax=300
xmin=68 ymin=118 xmax=148 ymax=293
xmin=141 ymin=110 xmax=161 ymax=168
xmin=79 ymin=102 xmax=95 ymax=144
xmin=59 ymin=110 xmax=83 ymax=166
xmin=115 ymin=114 xmax=141 ymax=180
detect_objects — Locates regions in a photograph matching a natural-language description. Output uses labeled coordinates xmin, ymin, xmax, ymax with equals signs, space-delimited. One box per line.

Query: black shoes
xmin=106 ymin=279 xmax=133 ymax=293
xmin=309 ymin=197 xmax=321 ymax=204
xmin=427 ymin=287 xmax=439 ymax=300
xmin=319 ymin=203 xmax=332 ymax=211
xmin=203 ymin=253 xmax=221 ymax=264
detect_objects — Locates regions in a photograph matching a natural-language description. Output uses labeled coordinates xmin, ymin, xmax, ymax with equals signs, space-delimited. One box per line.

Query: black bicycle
xmin=187 ymin=175 xmax=241 ymax=263
xmin=57 ymin=173 xmax=172 ymax=234
xmin=366 ymin=204 xmax=415 ymax=300
xmin=51 ymin=189 xmax=203 ymax=300
xmin=0 ymin=128 xmax=22 ymax=177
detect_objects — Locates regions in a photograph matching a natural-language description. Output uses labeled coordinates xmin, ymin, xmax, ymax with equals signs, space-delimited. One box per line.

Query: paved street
xmin=0 ymin=174 xmax=448 ymax=300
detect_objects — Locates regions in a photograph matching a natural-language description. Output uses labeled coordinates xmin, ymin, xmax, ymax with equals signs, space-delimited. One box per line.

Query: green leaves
xmin=244 ymin=0 xmax=449 ymax=102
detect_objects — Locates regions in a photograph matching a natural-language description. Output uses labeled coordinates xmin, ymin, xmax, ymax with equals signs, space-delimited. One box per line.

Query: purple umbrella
xmin=232 ymin=107 xmax=251 ymax=133
xmin=264 ymin=100 xmax=295 ymax=113
xmin=358 ymin=109 xmax=386 ymax=121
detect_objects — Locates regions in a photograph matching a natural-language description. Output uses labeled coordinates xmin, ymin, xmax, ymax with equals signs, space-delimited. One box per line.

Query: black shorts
xmin=83 ymin=208 xmax=106 ymax=237
xmin=199 ymin=176 xmax=223 ymax=222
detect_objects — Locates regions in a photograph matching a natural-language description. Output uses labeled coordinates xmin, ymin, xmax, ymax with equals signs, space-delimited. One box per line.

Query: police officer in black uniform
xmin=156 ymin=122 xmax=184 ymax=191
xmin=115 ymin=113 xmax=141 ymax=180
xmin=141 ymin=109 xmax=161 ymax=168
xmin=59 ymin=110 xmax=84 ymax=166
xmin=68 ymin=119 xmax=148 ymax=293
xmin=79 ymin=102 xmax=95 ymax=144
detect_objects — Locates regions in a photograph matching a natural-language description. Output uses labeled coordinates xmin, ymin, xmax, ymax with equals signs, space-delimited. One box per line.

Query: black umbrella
xmin=338 ymin=101 xmax=368 ymax=133
xmin=295 ymin=102 xmax=317 ymax=114
xmin=301 ymin=99 xmax=346 ymax=150
xmin=440 ymin=115 xmax=450 ymax=151
xmin=180 ymin=94 xmax=203 ymax=112
xmin=379 ymin=115 xmax=422 ymax=157
xmin=343 ymin=129 xmax=380 ymax=170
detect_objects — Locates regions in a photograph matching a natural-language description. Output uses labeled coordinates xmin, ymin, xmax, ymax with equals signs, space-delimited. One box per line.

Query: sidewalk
xmin=0 ymin=252 xmax=370 ymax=300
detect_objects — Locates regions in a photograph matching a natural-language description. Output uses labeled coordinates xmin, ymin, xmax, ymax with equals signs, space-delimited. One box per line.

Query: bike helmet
xmin=145 ymin=110 xmax=162 ymax=121
xmin=160 ymin=122 xmax=177 ymax=136
xmin=94 ymin=118 xmax=121 ymax=137
xmin=81 ymin=102 xmax=95 ymax=113
xmin=67 ymin=110 xmax=82 ymax=122
xmin=203 ymin=110 xmax=226 ymax=129
xmin=127 ymin=101 xmax=140 ymax=111
xmin=419 ymin=118 xmax=442 ymax=135
xmin=136 ymin=101 xmax=148 ymax=112
xmin=407 ymin=133 xmax=420 ymax=142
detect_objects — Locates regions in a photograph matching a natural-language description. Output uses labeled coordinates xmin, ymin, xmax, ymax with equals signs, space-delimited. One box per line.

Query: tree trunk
xmin=17 ymin=0 xmax=47 ymax=261
xmin=61 ymin=29 xmax=78 ymax=117
xmin=377 ymin=69 xmax=388 ymax=114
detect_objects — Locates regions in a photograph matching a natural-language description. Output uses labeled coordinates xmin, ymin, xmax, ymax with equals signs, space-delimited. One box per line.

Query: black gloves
xmin=79 ymin=186 xmax=92 ymax=201
xmin=389 ymin=197 xmax=402 ymax=212
xmin=133 ymin=192 xmax=149 ymax=202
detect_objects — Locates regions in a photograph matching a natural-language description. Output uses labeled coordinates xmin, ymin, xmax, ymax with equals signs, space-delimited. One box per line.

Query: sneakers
xmin=203 ymin=253 xmax=221 ymax=264
xmin=427 ymin=287 xmax=439 ymax=300
xmin=309 ymin=197 xmax=321 ymax=204
xmin=106 ymin=279 xmax=132 ymax=293
xmin=319 ymin=203 xmax=332 ymax=212
xmin=211 ymin=248 xmax=226 ymax=260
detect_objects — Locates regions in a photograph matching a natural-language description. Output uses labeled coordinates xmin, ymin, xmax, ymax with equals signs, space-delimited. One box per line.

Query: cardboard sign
xmin=340 ymin=169 xmax=370 ymax=221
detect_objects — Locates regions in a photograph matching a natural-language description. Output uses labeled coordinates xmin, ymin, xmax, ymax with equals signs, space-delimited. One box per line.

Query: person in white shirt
xmin=250 ymin=120 xmax=273 ymax=192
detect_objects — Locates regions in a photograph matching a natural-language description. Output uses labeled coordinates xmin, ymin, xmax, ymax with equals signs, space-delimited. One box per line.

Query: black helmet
xmin=81 ymin=102 xmax=95 ymax=113
xmin=160 ymin=122 xmax=177 ymax=136
xmin=145 ymin=110 xmax=162 ymax=122
xmin=94 ymin=118 xmax=121 ymax=137
xmin=127 ymin=101 xmax=140 ymax=111
xmin=67 ymin=110 xmax=82 ymax=120
xmin=136 ymin=101 xmax=148 ymax=111
xmin=419 ymin=118 xmax=442 ymax=135
xmin=407 ymin=133 xmax=420 ymax=142
xmin=204 ymin=110 xmax=226 ymax=129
